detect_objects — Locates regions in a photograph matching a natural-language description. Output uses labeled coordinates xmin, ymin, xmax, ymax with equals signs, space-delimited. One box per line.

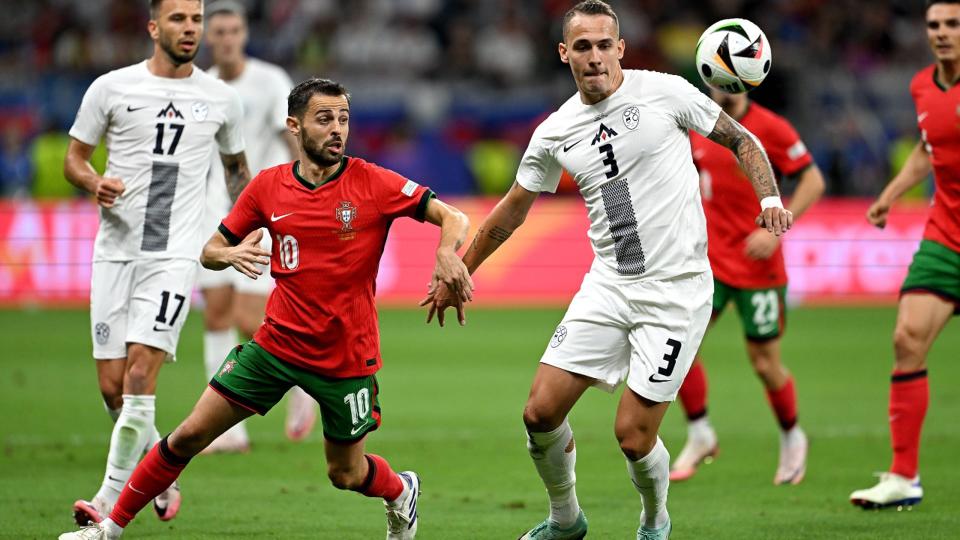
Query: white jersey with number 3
xmin=517 ymin=69 xmax=721 ymax=282
xmin=69 ymin=61 xmax=245 ymax=262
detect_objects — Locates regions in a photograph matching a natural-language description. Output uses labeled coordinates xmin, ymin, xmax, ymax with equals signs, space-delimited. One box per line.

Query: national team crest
xmin=191 ymin=101 xmax=208 ymax=122
xmin=219 ymin=359 xmax=236 ymax=377
xmin=622 ymin=106 xmax=640 ymax=131
xmin=335 ymin=201 xmax=358 ymax=231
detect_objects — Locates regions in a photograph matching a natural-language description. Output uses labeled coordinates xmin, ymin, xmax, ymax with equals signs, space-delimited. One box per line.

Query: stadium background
xmin=1 ymin=1 xmax=958 ymax=539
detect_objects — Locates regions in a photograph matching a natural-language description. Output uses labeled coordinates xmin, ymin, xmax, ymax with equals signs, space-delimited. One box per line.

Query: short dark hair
xmin=149 ymin=0 xmax=201 ymax=18
xmin=206 ymin=0 xmax=246 ymax=19
xmin=927 ymin=0 xmax=960 ymax=8
xmin=562 ymin=1 xmax=619 ymax=41
xmin=287 ymin=78 xmax=350 ymax=118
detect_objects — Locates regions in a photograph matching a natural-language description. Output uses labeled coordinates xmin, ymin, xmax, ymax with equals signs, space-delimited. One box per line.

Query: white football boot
xmin=59 ymin=521 xmax=121 ymax=540
xmin=850 ymin=472 xmax=923 ymax=510
xmin=385 ymin=471 xmax=420 ymax=539
xmin=669 ymin=419 xmax=718 ymax=482
xmin=774 ymin=426 xmax=808 ymax=485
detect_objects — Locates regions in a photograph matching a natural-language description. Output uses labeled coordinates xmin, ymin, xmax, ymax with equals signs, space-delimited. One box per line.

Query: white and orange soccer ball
xmin=695 ymin=18 xmax=772 ymax=94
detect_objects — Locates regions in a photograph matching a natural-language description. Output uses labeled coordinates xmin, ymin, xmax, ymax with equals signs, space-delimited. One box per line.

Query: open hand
xmin=755 ymin=207 xmax=793 ymax=236
xmin=419 ymin=281 xmax=466 ymax=327
xmin=431 ymin=248 xmax=474 ymax=303
xmin=228 ymin=229 xmax=271 ymax=279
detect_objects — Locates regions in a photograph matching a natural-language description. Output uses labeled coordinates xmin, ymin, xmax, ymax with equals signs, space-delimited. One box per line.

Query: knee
xmin=893 ymin=324 xmax=927 ymax=368
xmin=522 ymin=401 xmax=563 ymax=433
xmin=615 ymin=423 xmax=657 ymax=461
xmin=327 ymin=463 xmax=365 ymax=491
xmin=98 ymin=380 xmax=124 ymax=410
xmin=749 ymin=352 xmax=775 ymax=379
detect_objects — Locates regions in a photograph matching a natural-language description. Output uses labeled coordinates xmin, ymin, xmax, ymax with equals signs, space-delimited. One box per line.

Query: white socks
xmin=204 ymin=328 xmax=248 ymax=442
xmin=626 ymin=436 xmax=671 ymax=529
xmin=100 ymin=518 xmax=124 ymax=538
xmin=95 ymin=394 xmax=156 ymax=506
xmin=527 ymin=419 xmax=580 ymax=528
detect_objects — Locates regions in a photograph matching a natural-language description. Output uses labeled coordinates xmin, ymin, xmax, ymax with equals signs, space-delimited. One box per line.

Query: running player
xmin=62 ymin=0 xmax=249 ymax=526
xmin=669 ymin=89 xmax=825 ymax=484
xmin=197 ymin=0 xmax=315 ymax=454
xmin=422 ymin=2 xmax=791 ymax=538
xmin=850 ymin=0 xmax=960 ymax=509
xmin=58 ymin=77 xmax=473 ymax=540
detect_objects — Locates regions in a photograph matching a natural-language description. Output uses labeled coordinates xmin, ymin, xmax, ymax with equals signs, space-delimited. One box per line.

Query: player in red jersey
xmin=668 ymin=89 xmax=825 ymax=485
xmin=851 ymin=0 xmax=960 ymax=510
xmin=59 ymin=78 xmax=473 ymax=540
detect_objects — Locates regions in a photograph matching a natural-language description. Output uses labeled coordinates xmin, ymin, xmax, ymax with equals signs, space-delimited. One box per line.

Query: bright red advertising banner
xmin=0 ymin=198 xmax=931 ymax=307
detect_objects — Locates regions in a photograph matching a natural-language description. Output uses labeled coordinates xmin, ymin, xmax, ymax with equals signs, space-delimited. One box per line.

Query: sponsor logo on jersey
xmin=550 ymin=325 xmax=568 ymax=348
xmin=271 ymin=211 xmax=295 ymax=222
xmin=563 ymin=138 xmax=584 ymax=152
xmin=191 ymin=101 xmax=208 ymax=122
xmin=336 ymin=201 xmax=358 ymax=232
xmin=219 ymin=359 xmax=237 ymax=377
xmin=94 ymin=322 xmax=110 ymax=345
xmin=591 ymin=123 xmax=619 ymax=145
xmin=126 ymin=105 xmax=148 ymax=112
xmin=157 ymin=102 xmax=184 ymax=119
xmin=401 ymin=180 xmax=419 ymax=197
xmin=622 ymin=106 xmax=640 ymax=131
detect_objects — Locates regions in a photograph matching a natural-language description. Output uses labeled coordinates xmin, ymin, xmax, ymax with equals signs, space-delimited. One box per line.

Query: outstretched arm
xmin=866 ymin=141 xmax=932 ymax=229
xmin=220 ymin=151 xmax=253 ymax=203
xmin=708 ymin=111 xmax=793 ymax=235
xmin=744 ymin=164 xmax=826 ymax=260
xmin=423 ymin=198 xmax=473 ymax=303
xmin=200 ymin=229 xmax=271 ymax=278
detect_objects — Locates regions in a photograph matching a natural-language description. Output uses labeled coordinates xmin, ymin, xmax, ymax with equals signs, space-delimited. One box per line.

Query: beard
xmin=158 ymin=31 xmax=198 ymax=66
xmin=301 ymin=131 xmax=342 ymax=167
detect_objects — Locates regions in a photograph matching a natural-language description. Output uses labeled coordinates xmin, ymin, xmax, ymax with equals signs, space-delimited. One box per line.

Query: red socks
xmin=765 ymin=377 xmax=798 ymax=431
xmin=889 ymin=370 xmax=929 ymax=478
xmin=359 ymin=454 xmax=404 ymax=501
xmin=678 ymin=359 xmax=708 ymax=421
xmin=109 ymin=438 xmax=189 ymax=527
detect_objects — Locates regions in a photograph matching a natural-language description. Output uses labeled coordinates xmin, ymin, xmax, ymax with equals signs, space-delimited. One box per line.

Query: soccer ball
xmin=695 ymin=18 xmax=772 ymax=94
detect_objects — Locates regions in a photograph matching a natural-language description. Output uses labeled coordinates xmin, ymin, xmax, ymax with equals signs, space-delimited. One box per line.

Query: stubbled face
xmin=927 ymin=4 xmax=960 ymax=63
xmin=709 ymin=87 xmax=747 ymax=113
xmin=150 ymin=0 xmax=203 ymax=65
xmin=290 ymin=94 xmax=350 ymax=167
xmin=559 ymin=14 xmax=624 ymax=101
xmin=206 ymin=12 xmax=247 ymax=66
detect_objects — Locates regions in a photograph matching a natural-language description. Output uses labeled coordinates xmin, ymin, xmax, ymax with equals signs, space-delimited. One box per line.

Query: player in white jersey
xmin=63 ymin=0 xmax=250 ymax=527
xmin=422 ymin=2 xmax=792 ymax=539
xmin=196 ymin=1 xmax=315 ymax=454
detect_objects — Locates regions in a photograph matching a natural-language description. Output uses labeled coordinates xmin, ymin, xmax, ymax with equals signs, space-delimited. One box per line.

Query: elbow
xmin=199 ymin=245 xmax=216 ymax=270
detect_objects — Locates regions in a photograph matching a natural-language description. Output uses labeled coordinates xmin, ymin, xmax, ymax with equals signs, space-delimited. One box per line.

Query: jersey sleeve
xmin=660 ymin=74 xmax=722 ymax=136
xmin=68 ymin=75 xmax=110 ymax=146
xmin=371 ymin=164 xmax=435 ymax=222
xmin=216 ymin=86 xmax=246 ymax=155
xmin=759 ymin=116 xmax=814 ymax=177
xmin=219 ymin=176 xmax=264 ymax=245
xmin=516 ymin=122 xmax=563 ymax=193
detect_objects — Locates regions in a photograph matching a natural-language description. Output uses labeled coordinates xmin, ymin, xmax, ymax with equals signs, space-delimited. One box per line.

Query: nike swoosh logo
xmin=271 ymin=212 xmax=294 ymax=222
xmin=153 ymin=324 xmax=171 ymax=332
xmin=127 ymin=105 xmax=148 ymax=112
xmin=350 ymin=421 xmax=372 ymax=436
xmin=648 ymin=374 xmax=671 ymax=383
xmin=108 ymin=475 xmax=123 ymax=483
xmin=563 ymin=139 xmax=583 ymax=152
xmin=128 ymin=483 xmax=146 ymax=495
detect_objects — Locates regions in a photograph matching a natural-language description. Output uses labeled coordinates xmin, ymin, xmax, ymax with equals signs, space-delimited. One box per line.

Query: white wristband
xmin=760 ymin=196 xmax=783 ymax=210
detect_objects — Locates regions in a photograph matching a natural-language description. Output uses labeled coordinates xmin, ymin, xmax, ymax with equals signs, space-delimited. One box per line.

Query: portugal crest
xmin=335 ymin=201 xmax=358 ymax=231
xmin=219 ymin=359 xmax=236 ymax=377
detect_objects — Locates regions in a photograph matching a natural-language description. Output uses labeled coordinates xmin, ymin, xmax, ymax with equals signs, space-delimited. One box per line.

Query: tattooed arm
xmin=220 ymin=151 xmax=253 ymax=203
xmin=462 ymin=182 xmax=539 ymax=273
xmin=707 ymin=111 xmax=793 ymax=235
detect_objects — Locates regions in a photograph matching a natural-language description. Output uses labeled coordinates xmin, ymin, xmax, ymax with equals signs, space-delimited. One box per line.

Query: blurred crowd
xmin=0 ymin=0 xmax=936 ymax=197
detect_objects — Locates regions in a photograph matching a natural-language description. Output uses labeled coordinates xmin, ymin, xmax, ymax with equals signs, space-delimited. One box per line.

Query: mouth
xmin=179 ymin=39 xmax=196 ymax=52
xmin=325 ymin=141 xmax=343 ymax=154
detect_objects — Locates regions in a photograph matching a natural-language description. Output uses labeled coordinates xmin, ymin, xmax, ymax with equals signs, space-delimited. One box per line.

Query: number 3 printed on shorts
xmin=648 ymin=338 xmax=682 ymax=383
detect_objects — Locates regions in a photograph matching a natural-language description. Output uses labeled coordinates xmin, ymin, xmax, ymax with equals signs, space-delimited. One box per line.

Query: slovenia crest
xmin=622 ymin=105 xmax=640 ymax=131
xmin=191 ymin=101 xmax=209 ymax=122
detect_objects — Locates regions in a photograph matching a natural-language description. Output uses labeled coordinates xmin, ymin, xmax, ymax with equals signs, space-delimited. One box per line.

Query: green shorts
xmin=901 ymin=240 xmax=960 ymax=314
xmin=713 ymin=279 xmax=787 ymax=341
xmin=210 ymin=341 xmax=381 ymax=442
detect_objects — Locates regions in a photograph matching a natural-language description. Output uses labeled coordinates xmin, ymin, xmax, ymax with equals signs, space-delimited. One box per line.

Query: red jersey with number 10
xmin=220 ymin=157 xmax=433 ymax=378
xmin=691 ymin=102 xmax=814 ymax=288
xmin=912 ymin=65 xmax=960 ymax=253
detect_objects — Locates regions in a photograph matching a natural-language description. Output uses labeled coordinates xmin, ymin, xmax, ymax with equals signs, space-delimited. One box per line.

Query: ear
xmin=147 ymin=20 xmax=159 ymax=41
xmin=617 ymin=38 xmax=625 ymax=61
xmin=558 ymin=41 xmax=569 ymax=64
xmin=286 ymin=116 xmax=300 ymax=137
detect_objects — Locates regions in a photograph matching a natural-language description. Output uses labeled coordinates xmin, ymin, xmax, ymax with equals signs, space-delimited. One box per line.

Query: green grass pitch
xmin=1 ymin=306 xmax=958 ymax=539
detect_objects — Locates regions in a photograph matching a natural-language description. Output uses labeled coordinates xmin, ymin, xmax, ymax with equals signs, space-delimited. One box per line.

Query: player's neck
xmin=217 ymin=56 xmax=247 ymax=81
xmin=146 ymin=51 xmax=194 ymax=79
xmin=579 ymin=68 xmax=625 ymax=105
xmin=297 ymin=157 xmax=345 ymax=186
xmin=936 ymin=60 xmax=960 ymax=89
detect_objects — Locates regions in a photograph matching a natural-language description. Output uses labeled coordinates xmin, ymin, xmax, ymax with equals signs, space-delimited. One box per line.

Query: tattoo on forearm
xmin=222 ymin=152 xmax=252 ymax=203
xmin=487 ymin=226 xmax=512 ymax=243
xmin=707 ymin=113 xmax=779 ymax=199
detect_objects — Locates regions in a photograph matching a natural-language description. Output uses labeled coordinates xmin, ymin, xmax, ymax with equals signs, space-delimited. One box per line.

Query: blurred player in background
xmin=62 ymin=0 xmax=249 ymax=526
xmin=851 ymin=0 xmax=960 ymax=509
xmin=669 ymin=89 xmax=825 ymax=484
xmin=197 ymin=0 xmax=316 ymax=454
xmin=59 ymin=77 xmax=473 ymax=540
xmin=423 ymin=2 xmax=792 ymax=538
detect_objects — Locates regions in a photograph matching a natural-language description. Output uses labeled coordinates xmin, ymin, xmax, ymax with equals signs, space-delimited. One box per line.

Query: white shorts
xmin=195 ymin=230 xmax=274 ymax=295
xmin=90 ymin=259 xmax=199 ymax=360
xmin=540 ymin=270 xmax=713 ymax=403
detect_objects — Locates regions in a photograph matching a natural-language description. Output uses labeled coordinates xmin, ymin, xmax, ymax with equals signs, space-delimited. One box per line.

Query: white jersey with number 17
xmin=517 ymin=69 xmax=721 ymax=282
xmin=69 ymin=60 xmax=245 ymax=262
